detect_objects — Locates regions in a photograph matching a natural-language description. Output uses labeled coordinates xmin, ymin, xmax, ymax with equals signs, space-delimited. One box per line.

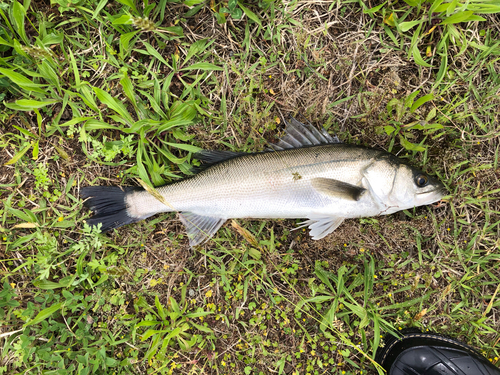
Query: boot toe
xmin=375 ymin=330 xmax=500 ymax=375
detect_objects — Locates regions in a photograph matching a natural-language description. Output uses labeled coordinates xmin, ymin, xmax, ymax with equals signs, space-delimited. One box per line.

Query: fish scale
xmin=151 ymin=145 xmax=374 ymax=218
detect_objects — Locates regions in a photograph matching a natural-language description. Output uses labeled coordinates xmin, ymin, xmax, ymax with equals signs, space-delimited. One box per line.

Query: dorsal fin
xmin=269 ymin=116 xmax=341 ymax=151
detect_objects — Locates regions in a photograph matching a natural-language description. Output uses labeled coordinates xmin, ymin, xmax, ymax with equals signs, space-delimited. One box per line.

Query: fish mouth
xmin=416 ymin=187 xmax=447 ymax=197
xmin=415 ymin=187 xmax=448 ymax=206
xmin=417 ymin=186 xmax=448 ymax=205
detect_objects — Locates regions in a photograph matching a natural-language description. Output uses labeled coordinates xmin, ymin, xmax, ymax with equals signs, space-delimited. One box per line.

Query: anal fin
xmin=179 ymin=212 xmax=226 ymax=247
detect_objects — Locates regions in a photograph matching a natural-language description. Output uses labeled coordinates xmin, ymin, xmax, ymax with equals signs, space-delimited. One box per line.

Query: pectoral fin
xmin=296 ymin=214 xmax=345 ymax=240
xmin=179 ymin=212 xmax=226 ymax=247
xmin=311 ymin=178 xmax=366 ymax=201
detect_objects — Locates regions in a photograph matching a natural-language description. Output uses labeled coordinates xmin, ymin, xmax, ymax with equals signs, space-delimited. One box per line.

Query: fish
xmin=81 ymin=117 xmax=447 ymax=247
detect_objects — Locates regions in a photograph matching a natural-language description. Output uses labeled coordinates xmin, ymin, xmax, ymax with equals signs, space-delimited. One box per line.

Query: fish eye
xmin=415 ymin=174 xmax=429 ymax=187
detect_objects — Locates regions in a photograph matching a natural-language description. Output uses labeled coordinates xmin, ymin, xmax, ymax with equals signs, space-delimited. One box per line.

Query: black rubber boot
xmin=375 ymin=329 xmax=500 ymax=375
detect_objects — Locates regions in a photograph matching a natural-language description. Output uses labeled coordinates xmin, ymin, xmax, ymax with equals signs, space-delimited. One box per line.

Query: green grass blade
xmin=119 ymin=30 xmax=138 ymax=57
xmin=411 ymin=94 xmax=434 ymax=112
xmin=120 ymin=73 xmax=137 ymax=109
xmin=411 ymin=45 xmax=432 ymax=67
xmin=93 ymin=0 xmax=108 ymax=18
xmin=115 ymin=0 xmax=138 ymax=14
xmin=180 ymin=62 xmax=223 ymax=71
xmin=0 ymin=67 xmax=47 ymax=93
xmin=441 ymin=10 xmax=474 ymax=24
xmin=183 ymin=39 xmax=212 ymax=66
xmin=12 ymin=1 xmax=28 ymax=44
xmin=5 ymin=99 xmax=58 ymax=110
xmin=141 ymin=41 xmax=170 ymax=66
xmin=93 ymin=87 xmax=134 ymax=124
xmin=4 ymin=142 xmax=33 ymax=165
xmin=25 ymin=302 xmax=63 ymax=327
xmin=68 ymin=47 xmax=80 ymax=87
xmin=237 ymin=2 xmax=262 ymax=27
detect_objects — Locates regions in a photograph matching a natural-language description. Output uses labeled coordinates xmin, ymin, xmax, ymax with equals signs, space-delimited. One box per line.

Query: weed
xmin=134 ymin=292 xmax=214 ymax=363
xmin=377 ymin=90 xmax=444 ymax=152
xmin=365 ymin=0 xmax=500 ymax=72
xmin=33 ymin=163 xmax=50 ymax=191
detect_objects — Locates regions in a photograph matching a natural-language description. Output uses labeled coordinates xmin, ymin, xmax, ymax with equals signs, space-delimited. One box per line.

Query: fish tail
xmin=81 ymin=186 xmax=148 ymax=232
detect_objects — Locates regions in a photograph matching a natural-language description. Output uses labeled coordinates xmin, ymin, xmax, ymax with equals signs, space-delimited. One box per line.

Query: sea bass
xmin=81 ymin=118 xmax=446 ymax=247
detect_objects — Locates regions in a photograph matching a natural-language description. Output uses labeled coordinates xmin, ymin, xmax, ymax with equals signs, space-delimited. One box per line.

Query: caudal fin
xmin=81 ymin=186 xmax=144 ymax=232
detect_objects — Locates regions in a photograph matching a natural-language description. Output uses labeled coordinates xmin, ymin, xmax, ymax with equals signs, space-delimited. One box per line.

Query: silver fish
xmin=81 ymin=118 xmax=446 ymax=247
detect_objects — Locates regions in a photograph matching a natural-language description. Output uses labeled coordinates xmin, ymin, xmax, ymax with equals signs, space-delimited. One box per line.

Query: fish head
xmin=388 ymin=163 xmax=446 ymax=213
xmin=365 ymin=156 xmax=447 ymax=214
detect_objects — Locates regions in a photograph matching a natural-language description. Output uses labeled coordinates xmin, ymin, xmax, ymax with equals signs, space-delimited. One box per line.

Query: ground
xmin=0 ymin=0 xmax=499 ymax=374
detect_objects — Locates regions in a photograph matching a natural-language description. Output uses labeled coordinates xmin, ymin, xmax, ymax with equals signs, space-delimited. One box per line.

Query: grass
xmin=1 ymin=0 xmax=500 ymax=373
